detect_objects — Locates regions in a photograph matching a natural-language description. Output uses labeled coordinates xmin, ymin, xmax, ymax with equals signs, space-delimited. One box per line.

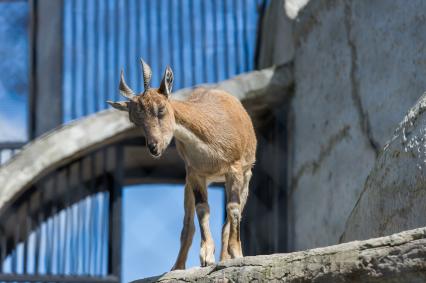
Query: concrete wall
xmin=258 ymin=0 xmax=426 ymax=250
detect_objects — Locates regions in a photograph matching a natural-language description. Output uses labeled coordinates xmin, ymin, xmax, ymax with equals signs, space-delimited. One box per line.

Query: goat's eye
xmin=158 ymin=107 xmax=166 ymax=118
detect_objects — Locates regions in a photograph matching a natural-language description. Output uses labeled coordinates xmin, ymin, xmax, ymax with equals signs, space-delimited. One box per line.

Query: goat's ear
xmin=107 ymin=100 xmax=129 ymax=111
xmin=159 ymin=65 xmax=174 ymax=98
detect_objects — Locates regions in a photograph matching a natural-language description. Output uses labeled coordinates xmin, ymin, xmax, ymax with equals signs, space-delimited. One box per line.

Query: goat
xmin=107 ymin=60 xmax=257 ymax=270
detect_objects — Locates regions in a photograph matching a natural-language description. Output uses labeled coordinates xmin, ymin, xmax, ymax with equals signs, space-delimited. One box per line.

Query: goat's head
xmin=107 ymin=59 xmax=175 ymax=158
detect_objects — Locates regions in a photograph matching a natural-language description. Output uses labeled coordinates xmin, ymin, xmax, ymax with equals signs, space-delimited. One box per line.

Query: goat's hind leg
xmin=224 ymin=163 xmax=245 ymax=258
xmin=220 ymin=168 xmax=251 ymax=261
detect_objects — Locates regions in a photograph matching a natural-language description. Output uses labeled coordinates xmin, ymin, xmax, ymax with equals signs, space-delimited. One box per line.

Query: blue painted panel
xmin=63 ymin=0 xmax=262 ymax=121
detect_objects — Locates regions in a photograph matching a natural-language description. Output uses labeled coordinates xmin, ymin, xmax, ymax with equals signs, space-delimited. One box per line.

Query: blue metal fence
xmin=63 ymin=0 xmax=262 ymax=122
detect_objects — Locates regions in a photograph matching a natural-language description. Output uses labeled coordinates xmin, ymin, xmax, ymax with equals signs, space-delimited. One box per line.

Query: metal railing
xmin=0 ymin=142 xmax=25 ymax=166
xmin=0 ymin=144 xmax=123 ymax=282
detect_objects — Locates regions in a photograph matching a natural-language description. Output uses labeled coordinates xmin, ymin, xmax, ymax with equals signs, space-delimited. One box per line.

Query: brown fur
xmin=108 ymin=63 xmax=257 ymax=270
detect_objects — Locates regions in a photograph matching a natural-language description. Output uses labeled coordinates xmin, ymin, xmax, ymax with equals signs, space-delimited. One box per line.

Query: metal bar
xmin=0 ymin=234 xmax=5 ymax=273
xmin=99 ymin=148 xmax=108 ymax=275
xmin=68 ymin=169 xmax=74 ymax=274
xmin=45 ymin=196 xmax=53 ymax=274
xmin=23 ymin=207 xmax=30 ymax=274
xmin=34 ymin=187 xmax=43 ymax=274
xmin=78 ymin=161 xmax=87 ymax=275
xmin=114 ymin=0 xmax=119 ymax=101
xmin=156 ymin=0 xmax=162 ymax=72
xmin=243 ymin=0 xmax=250 ymax=72
xmin=103 ymin=191 xmax=110 ymax=276
xmin=136 ymin=0 xmax=142 ymax=91
xmin=62 ymin=167 xmax=70 ymax=274
xmin=82 ymin=0 xmax=88 ymax=115
xmin=71 ymin=0 xmax=77 ymax=119
xmin=0 ymin=142 xmax=26 ymax=150
xmin=28 ymin=0 xmax=37 ymax=138
xmin=146 ymin=0 xmax=152 ymax=71
xmin=55 ymin=208 xmax=61 ymax=274
xmin=178 ymin=1 xmax=184 ymax=88
xmin=54 ymin=175 xmax=60 ymax=274
xmin=223 ymin=0 xmax=230 ymax=78
xmin=93 ymin=194 xmax=100 ymax=276
xmin=125 ymin=0 xmax=131 ymax=81
xmin=0 ymin=274 xmax=119 ymax=283
xmin=104 ymin=0 xmax=110 ymax=102
xmin=47 ymin=176 xmax=58 ymax=274
xmin=201 ymin=0 xmax=208 ymax=83
xmin=88 ymin=154 xmax=96 ymax=275
xmin=212 ymin=0 xmax=219 ymax=82
xmin=12 ymin=217 xmax=19 ymax=274
xmin=94 ymin=0 xmax=100 ymax=112
xmin=108 ymin=146 xmax=123 ymax=280
xmin=189 ymin=0 xmax=196 ymax=85
xmin=70 ymin=180 xmax=76 ymax=275
xmin=168 ymin=0 xmax=174 ymax=75
xmin=233 ymin=0 xmax=241 ymax=74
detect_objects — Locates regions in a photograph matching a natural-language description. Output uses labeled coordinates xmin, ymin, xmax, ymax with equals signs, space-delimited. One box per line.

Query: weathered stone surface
xmin=342 ymin=93 xmax=426 ymax=242
xmin=134 ymin=227 xmax=426 ymax=283
xmin=276 ymin=0 xmax=426 ymax=251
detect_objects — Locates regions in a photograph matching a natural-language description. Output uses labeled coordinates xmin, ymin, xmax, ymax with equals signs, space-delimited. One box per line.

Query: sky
xmin=123 ymin=184 xmax=224 ymax=282
xmin=0 ymin=1 xmax=28 ymax=142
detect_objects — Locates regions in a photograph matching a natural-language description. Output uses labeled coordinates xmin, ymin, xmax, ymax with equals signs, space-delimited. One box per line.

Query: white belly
xmin=174 ymin=123 xmax=226 ymax=176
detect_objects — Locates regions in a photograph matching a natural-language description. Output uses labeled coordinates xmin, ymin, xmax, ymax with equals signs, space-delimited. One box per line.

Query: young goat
xmin=107 ymin=60 xmax=257 ymax=270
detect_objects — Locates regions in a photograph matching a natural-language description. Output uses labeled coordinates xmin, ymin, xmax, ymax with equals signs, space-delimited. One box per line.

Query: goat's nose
xmin=148 ymin=142 xmax=158 ymax=154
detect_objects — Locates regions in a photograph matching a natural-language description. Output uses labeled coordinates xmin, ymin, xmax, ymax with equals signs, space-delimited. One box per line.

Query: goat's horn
xmin=140 ymin=58 xmax=152 ymax=91
xmin=119 ymin=70 xmax=136 ymax=100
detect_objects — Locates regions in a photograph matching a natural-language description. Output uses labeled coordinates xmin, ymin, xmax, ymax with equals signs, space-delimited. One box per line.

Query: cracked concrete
xmin=259 ymin=0 xmax=426 ymax=251
xmin=134 ymin=227 xmax=426 ymax=283
xmin=344 ymin=0 xmax=380 ymax=157
xmin=288 ymin=0 xmax=376 ymax=250
xmin=289 ymin=125 xmax=350 ymax=196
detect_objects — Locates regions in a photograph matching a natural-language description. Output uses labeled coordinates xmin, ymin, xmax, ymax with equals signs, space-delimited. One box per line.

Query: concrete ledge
xmin=134 ymin=227 xmax=426 ymax=283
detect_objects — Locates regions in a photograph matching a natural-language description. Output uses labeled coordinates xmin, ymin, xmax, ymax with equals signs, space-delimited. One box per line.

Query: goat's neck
xmin=171 ymin=100 xmax=209 ymax=144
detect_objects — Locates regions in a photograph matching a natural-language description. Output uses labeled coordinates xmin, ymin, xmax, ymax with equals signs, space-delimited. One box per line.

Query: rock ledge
xmin=133 ymin=227 xmax=426 ymax=283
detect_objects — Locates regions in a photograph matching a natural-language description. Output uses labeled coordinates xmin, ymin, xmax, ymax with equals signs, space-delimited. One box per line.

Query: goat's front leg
xmin=171 ymin=183 xmax=195 ymax=270
xmin=190 ymin=174 xmax=215 ymax=267
xmin=224 ymin=163 xmax=244 ymax=258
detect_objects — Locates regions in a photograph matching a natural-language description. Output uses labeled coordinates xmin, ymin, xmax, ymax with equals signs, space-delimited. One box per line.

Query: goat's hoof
xmin=200 ymin=256 xmax=215 ymax=267
xmin=228 ymin=245 xmax=243 ymax=259
xmin=200 ymin=242 xmax=215 ymax=267
xmin=220 ymin=252 xmax=231 ymax=262
xmin=171 ymin=263 xmax=185 ymax=271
